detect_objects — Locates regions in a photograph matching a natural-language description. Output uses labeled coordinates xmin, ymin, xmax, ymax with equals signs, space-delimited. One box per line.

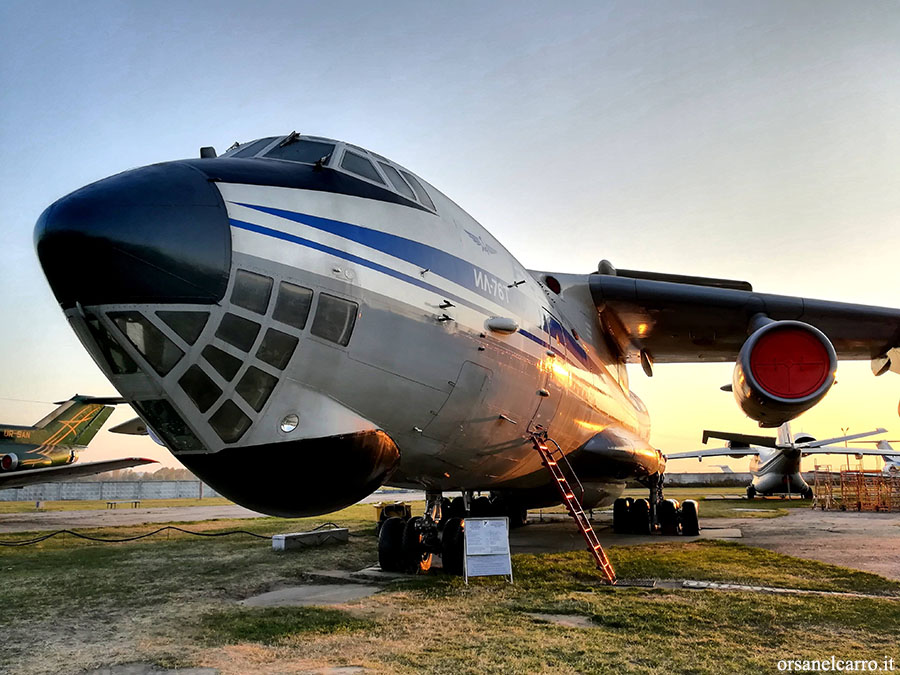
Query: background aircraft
xmin=0 ymin=395 xmax=156 ymax=489
xmin=667 ymin=423 xmax=892 ymax=498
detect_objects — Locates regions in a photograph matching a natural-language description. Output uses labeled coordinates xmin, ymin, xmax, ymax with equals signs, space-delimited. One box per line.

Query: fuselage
xmin=749 ymin=447 xmax=808 ymax=494
xmin=34 ymin=134 xmax=662 ymax=516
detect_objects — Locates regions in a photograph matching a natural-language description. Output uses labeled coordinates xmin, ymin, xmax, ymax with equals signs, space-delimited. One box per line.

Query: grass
xmin=200 ymin=607 xmax=373 ymax=645
xmin=1 ymin=507 xmax=898 ymax=674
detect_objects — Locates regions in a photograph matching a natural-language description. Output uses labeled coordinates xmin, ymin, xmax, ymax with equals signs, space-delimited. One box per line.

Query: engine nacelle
xmin=0 ymin=453 xmax=19 ymax=471
xmin=733 ymin=320 xmax=836 ymax=427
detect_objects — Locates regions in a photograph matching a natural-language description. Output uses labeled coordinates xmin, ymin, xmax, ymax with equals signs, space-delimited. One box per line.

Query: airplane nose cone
xmin=34 ymin=162 xmax=231 ymax=308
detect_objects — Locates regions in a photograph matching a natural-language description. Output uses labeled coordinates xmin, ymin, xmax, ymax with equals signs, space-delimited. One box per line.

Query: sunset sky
xmin=1 ymin=0 xmax=899 ymax=473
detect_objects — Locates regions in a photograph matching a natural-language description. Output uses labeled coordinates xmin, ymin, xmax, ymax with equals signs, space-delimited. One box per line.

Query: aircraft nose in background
xmin=34 ymin=162 xmax=232 ymax=309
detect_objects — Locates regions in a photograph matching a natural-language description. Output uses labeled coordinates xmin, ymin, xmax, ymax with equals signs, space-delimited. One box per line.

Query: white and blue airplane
xmin=32 ymin=133 xmax=900 ymax=573
xmin=667 ymin=423 xmax=892 ymax=498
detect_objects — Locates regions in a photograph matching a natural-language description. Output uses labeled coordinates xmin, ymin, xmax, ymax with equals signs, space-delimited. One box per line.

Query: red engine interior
xmin=749 ymin=325 xmax=831 ymax=399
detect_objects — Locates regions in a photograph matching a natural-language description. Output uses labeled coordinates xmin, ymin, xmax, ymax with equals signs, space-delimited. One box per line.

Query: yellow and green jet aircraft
xmin=0 ymin=395 xmax=156 ymax=488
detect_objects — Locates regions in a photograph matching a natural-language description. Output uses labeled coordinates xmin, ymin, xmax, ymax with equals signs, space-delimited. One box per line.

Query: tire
xmin=746 ymin=485 xmax=757 ymax=500
xmin=630 ymin=498 xmax=651 ymax=535
xmin=681 ymin=500 xmax=700 ymax=536
xmin=471 ymin=496 xmax=492 ymax=517
xmin=659 ymin=499 xmax=680 ymax=536
xmin=378 ymin=516 xmax=406 ymax=572
xmin=402 ymin=516 xmax=432 ymax=573
xmin=448 ymin=496 xmax=466 ymax=518
xmin=612 ymin=498 xmax=631 ymax=534
xmin=802 ymin=486 xmax=814 ymax=500
xmin=441 ymin=517 xmax=465 ymax=575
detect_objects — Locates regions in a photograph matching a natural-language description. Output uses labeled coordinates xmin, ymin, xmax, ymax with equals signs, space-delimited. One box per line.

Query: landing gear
xmin=377 ymin=516 xmax=406 ymax=572
xmin=612 ymin=497 xmax=632 ymax=533
xmin=441 ymin=517 xmax=465 ymax=575
xmin=680 ymin=500 xmax=700 ymax=536
xmin=802 ymin=485 xmax=814 ymax=500
xmin=378 ymin=490 xmax=514 ymax=576
xmin=658 ymin=499 xmax=680 ymax=536
xmin=746 ymin=485 xmax=757 ymax=499
xmin=615 ymin=473 xmax=700 ymax=537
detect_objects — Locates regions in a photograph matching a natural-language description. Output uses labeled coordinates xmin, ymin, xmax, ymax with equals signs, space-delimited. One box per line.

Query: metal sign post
xmin=463 ymin=516 xmax=512 ymax=584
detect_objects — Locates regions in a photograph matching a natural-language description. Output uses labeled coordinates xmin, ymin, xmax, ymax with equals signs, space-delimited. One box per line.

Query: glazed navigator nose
xmin=34 ymin=162 xmax=231 ymax=309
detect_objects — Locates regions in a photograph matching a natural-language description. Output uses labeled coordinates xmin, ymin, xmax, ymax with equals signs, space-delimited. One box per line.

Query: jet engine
xmin=732 ymin=320 xmax=836 ymax=427
xmin=0 ymin=453 xmax=19 ymax=471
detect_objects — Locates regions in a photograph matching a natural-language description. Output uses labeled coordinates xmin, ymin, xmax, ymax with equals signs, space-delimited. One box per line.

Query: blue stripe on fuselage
xmin=230 ymin=208 xmax=598 ymax=374
xmin=231 ymin=201 xmax=527 ymax=314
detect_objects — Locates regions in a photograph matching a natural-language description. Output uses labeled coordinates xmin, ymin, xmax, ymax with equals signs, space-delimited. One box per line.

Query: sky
xmin=1 ymin=0 xmax=899 ymax=473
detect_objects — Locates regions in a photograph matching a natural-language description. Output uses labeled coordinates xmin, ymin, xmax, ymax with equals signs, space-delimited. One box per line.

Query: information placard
xmin=463 ymin=517 xmax=512 ymax=583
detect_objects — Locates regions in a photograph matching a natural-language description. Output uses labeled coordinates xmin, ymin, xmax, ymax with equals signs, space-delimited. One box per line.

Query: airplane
xmin=853 ymin=439 xmax=900 ymax=476
xmin=31 ymin=132 xmax=900 ymax=574
xmin=666 ymin=423 xmax=892 ymax=499
xmin=0 ymin=395 xmax=157 ymax=489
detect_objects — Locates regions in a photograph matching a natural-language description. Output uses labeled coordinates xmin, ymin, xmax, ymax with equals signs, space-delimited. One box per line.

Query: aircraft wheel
xmin=448 ymin=496 xmax=466 ymax=518
xmin=681 ymin=500 xmax=700 ymax=536
xmin=802 ymin=486 xmax=814 ymax=500
xmin=630 ymin=498 xmax=651 ymax=535
xmin=441 ymin=517 xmax=465 ymax=575
xmin=378 ymin=516 xmax=406 ymax=572
xmin=470 ymin=496 xmax=492 ymax=517
xmin=507 ymin=505 xmax=528 ymax=529
xmin=402 ymin=516 xmax=432 ymax=573
xmin=659 ymin=499 xmax=680 ymax=536
xmin=612 ymin=498 xmax=631 ymax=533
xmin=746 ymin=485 xmax=757 ymax=500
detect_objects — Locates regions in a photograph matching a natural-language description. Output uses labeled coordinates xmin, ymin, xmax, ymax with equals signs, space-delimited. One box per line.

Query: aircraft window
xmin=109 ymin=311 xmax=184 ymax=376
xmin=311 ymin=294 xmax=358 ymax=346
xmin=340 ymin=152 xmax=385 ymax=185
xmin=399 ymin=170 xmax=435 ymax=211
xmin=256 ymin=328 xmax=298 ymax=370
xmin=231 ymin=270 xmax=273 ymax=315
xmin=236 ymin=366 xmax=278 ymax=412
xmin=132 ymin=399 xmax=204 ymax=452
xmin=209 ymin=400 xmax=252 ymax=443
xmin=84 ymin=314 xmax=139 ymax=375
xmin=156 ymin=311 xmax=209 ymax=346
xmin=216 ymin=313 xmax=261 ymax=353
xmin=272 ymin=281 xmax=313 ymax=330
xmin=265 ymin=140 xmax=335 ymax=164
xmin=377 ymin=162 xmax=416 ymax=200
xmin=202 ymin=345 xmax=242 ymax=381
xmin=178 ymin=365 xmax=222 ymax=413
xmin=232 ymin=137 xmax=277 ymax=158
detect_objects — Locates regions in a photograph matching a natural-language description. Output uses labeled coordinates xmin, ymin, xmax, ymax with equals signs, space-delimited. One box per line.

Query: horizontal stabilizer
xmin=702 ymin=430 xmax=778 ymax=448
xmin=666 ymin=446 xmax=759 ymax=460
xmin=0 ymin=457 xmax=157 ymax=489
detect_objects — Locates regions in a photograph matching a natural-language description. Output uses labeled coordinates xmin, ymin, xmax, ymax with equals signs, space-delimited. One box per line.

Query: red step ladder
xmin=531 ymin=434 xmax=616 ymax=584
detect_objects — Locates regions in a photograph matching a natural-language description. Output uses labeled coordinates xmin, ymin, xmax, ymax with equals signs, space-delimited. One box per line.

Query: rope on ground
xmin=0 ymin=526 xmax=274 ymax=547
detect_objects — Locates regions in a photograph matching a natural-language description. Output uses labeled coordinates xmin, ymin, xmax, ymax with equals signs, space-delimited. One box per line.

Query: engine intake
xmin=733 ymin=320 xmax=836 ymax=427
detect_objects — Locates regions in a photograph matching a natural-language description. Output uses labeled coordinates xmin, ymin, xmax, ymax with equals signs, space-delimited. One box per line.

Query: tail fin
xmin=30 ymin=396 xmax=117 ymax=447
xmin=876 ymin=440 xmax=900 ymax=463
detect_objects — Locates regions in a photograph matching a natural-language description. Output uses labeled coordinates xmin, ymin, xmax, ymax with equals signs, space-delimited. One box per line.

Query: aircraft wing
xmin=800 ymin=445 xmax=898 ymax=457
xmin=588 ymin=269 xmax=900 ymax=365
xmin=666 ymin=446 xmax=759 ymax=460
xmin=0 ymin=457 xmax=157 ymax=489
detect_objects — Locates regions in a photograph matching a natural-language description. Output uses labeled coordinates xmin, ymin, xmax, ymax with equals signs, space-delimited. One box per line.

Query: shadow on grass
xmin=199 ymin=606 xmax=374 ymax=645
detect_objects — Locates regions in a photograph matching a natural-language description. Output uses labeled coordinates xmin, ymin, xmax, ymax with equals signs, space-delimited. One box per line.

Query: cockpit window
xmin=399 ymin=170 xmax=436 ymax=210
xmin=340 ymin=151 xmax=385 ymax=185
xmin=232 ymin=137 xmax=277 ymax=158
xmin=378 ymin=162 xmax=416 ymax=200
xmin=265 ymin=140 xmax=335 ymax=164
